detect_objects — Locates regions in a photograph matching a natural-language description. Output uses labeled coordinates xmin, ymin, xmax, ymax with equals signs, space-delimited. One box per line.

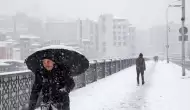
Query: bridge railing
xmin=0 ymin=58 xmax=149 ymax=110
xmin=169 ymin=56 xmax=190 ymax=61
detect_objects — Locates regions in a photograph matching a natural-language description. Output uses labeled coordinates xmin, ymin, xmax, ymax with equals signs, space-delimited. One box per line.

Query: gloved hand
xmin=59 ymin=87 xmax=67 ymax=92
xmin=60 ymin=86 xmax=71 ymax=93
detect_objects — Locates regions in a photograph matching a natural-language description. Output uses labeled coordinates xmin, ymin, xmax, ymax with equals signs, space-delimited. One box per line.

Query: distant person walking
xmin=136 ymin=53 xmax=146 ymax=86
xmin=153 ymin=56 xmax=159 ymax=62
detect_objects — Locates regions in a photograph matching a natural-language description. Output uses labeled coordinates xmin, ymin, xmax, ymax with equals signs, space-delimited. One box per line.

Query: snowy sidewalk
xmin=140 ymin=61 xmax=190 ymax=110
xmin=70 ymin=61 xmax=156 ymax=110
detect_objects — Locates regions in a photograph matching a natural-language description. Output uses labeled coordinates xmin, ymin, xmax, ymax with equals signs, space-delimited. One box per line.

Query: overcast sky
xmin=0 ymin=0 xmax=189 ymax=29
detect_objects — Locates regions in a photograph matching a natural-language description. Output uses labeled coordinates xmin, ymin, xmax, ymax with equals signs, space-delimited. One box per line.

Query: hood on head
xmin=139 ymin=53 xmax=143 ymax=58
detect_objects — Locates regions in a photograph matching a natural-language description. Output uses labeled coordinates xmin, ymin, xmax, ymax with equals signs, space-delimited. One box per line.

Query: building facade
xmin=77 ymin=19 xmax=99 ymax=59
xmin=0 ymin=13 xmax=44 ymax=43
xmin=44 ymin=20 xmax=79 ymax=44
xmin=19 ymin=35 xmax=41 ymax=60
xmin=98 ymin=14 xmax=135 ymax=59
xmin=0 ymin=42 xmax=13 ymax=59
xmin=42 ymin=40 xmax=61 ymax=47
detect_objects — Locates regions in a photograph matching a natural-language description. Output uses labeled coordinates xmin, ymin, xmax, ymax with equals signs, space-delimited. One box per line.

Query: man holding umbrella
xmin=25 ymin=45 xmax=89 ymax=110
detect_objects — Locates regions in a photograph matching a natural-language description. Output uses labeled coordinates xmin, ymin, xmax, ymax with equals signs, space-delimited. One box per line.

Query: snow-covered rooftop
xmin=0 ymin=62 xmax=10 ymax=66
xmin=32 ymin=43 xmax=41 ymax=46
xmin=13 ymin=48 xmax=20 ymax=51
xmin=0 ymin=42 xmax=7 ymax=47
xmin=82 ymin=39 xmax=90 ymax=42
xmin=20 ymin=35 xmax=40 ymax=39
xmin=0 ymin=41 xmax=15 ymax=47
xmin=6 ymin=36 xmax=12 ymax=39
xmin=0 ymin=59 xmax=24 ymax=63
xmin=36 ymin=45 xmax=82 ymax=54
xmin=6 ymin=39 xmax=15 ymax=42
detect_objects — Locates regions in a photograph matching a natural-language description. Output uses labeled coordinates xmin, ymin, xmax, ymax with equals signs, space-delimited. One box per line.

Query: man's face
xmin=42 ymin=59 xmax=55 ymax=71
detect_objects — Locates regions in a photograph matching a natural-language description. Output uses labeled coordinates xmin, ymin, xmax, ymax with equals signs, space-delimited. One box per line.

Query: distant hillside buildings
xmin=0 ymin=13 xmax=136 ymax=60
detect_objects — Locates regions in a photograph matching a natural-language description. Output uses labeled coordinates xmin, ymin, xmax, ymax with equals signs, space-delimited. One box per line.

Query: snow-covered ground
xmin=70 ymin=61 xmax=155 ymax=110
xmin=142 ymin=61 xmax=190 ymax=110
xmin=36 ymin=60 xmax=190 ymax=110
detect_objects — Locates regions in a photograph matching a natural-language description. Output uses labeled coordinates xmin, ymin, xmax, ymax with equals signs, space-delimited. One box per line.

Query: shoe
xmin=142 ymin=82 xmax=145 ymax=85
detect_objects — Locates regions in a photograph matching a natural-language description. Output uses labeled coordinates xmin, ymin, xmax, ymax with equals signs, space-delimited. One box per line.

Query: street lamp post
xmin=166 ymin=6 xmax=169 ymax=63
xmin=166 ymin=4 xmax=181 ymax=63
xmin=165 ymin=0 xmax=186 ymax=76
xmin=181 ymin=0 xmax=186 ymax=76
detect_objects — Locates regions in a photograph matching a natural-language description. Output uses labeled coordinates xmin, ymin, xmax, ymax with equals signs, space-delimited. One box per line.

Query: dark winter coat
xmin=28 ymin=64 xmax=75 ymax=110
xmin=136 ymin=56 xmax=146 ymax=72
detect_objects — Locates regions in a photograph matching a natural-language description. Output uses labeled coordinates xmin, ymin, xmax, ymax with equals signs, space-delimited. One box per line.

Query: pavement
xmin=123 ymin=61 xmax=190 ymax=110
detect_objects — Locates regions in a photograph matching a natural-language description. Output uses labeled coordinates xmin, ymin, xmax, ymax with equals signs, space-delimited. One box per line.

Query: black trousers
xmin=41 ymin=94 xmax=70 ymax=110
xmin=136 ymin=69 xmax=145 ymax=84
xmin=41 ymin=103 xmax=70 ymax=110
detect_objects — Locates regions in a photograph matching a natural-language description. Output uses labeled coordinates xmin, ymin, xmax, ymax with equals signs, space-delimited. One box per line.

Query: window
xmin=123 ymin=42 xmax=126 ymax=46
xmin=113 ymin=32 xmax=116 ymax=36
xmin=113 ymin=42 xmax=116 ymax=46
xmin=128 ymin=33 xmax=130 ymax=36
xmin=102 ymin=16 xmax=106 ymax=22
xmin=114 ymin=36 xmax=117 ymax=40
xmin=130 ymin=36 xmax=133 ymax=40
xmin=113 ymin=25 xmax=116 ymax=29
xmin=123 ymin=36 xmax=126 ymax=40
xmin=118 ymin=42 xmax=121 ymax=46
xmin=118 ymin=36 xmax=121 ymax=40
xmin=118 ymin=31 xmax=121 ymax=34
xmin=24 ymin=44 xmax=28 ymax=48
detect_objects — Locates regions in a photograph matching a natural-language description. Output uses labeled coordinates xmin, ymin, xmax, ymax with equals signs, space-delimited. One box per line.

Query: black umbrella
xmin=25 ymin=45 xmax=89 ymax=76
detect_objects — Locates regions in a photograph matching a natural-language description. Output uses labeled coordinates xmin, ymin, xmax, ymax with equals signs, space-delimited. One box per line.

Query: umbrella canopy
xmin=25 ymin=45 xmax=89 ymax=76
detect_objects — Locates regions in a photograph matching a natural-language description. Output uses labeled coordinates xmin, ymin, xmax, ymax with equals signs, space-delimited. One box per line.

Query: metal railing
xmin=168 ymin=56 xmax=190 ymax=61
xmin=0 ymin=58 xmax=148 ymax=110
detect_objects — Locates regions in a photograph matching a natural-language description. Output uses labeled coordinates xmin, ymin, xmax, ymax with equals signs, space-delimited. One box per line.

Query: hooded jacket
xmin=28 ymin=64 xmax=75 ymax=110
xmin=136 ymin=54 xmax=146 ymax=71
